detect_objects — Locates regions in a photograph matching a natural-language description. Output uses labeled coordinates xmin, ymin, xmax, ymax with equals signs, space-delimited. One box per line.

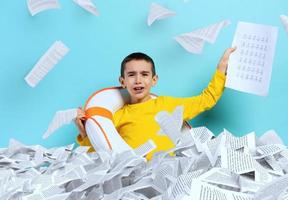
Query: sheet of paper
xmin=221 ymin=148 xmax=255 ymax=174
xmin=238 ymin=175 xmax=264 ymax=193
xmin=254 ymin=144 xmax=286 ymax=159
xmin=257 ymin=129 xmax=284 ymax=146
xmin=198 ymin=168 xmax=240 ymax=190
xmin=134 ymin=139 xmax=157 ymax=157
xmin=226 ymin=21 xmax=278 ymax=96
xmin=255 ymin=173 xmax=288 ymax=200
xmin=27 ymin=0 xmax=61 ymax=16
xmin=224 ymin=129 xmax=256 ymax=152
xmin=147 ymin=3 xmax=176 ymax=26
xmin=174 ymin=20 xmax=230 ymax=54
xmin=155 ymin=106 xmax=183 ymax=145
xmin=73 ymin=0 xmax=99 ymax=16
xmin=280 ymin=15 xmax=288 ymax=34
xmin=187 ymin=180 xmax=254 ymax=200
xmin=25 ymin=41 xmax=69 ymax=87
xmin=42 ymin=108 xmax=77 ymax=139
xmin=190 ymin=126 xmax=214 ymax=152
xmin=203 ymin=135 xmax=225 ymax=166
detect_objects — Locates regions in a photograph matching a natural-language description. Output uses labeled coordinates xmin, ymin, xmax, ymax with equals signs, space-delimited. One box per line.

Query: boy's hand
xmin=217 ymin=47 xmax=236 ymax=75
xmin=75 ymin=107 xmax=87 ymax=139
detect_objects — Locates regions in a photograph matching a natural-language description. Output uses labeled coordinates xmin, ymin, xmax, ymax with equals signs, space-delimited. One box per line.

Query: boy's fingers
xmin=227 ymin=47 xmax=237 ymax=54
xmin=223 ymin=47 xmax=236 ymax=60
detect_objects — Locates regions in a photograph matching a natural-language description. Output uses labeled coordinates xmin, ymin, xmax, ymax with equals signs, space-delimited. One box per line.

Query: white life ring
xmin=83 ymin=86 xmax=191 ymax=154
xmin=84 ymin=87 xmax=132 ymax=154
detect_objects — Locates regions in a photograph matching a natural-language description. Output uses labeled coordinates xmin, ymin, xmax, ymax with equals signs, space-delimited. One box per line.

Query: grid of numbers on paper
xmin=235 ymin=34 xmax=269 ymax=83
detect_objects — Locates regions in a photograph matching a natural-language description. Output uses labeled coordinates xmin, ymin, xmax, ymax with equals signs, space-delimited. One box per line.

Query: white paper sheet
xmin=221 ymin=148 xmax=255 ymax=174
xmin=27 ymin=0 xmax=61 ymax=16
xmin=174 ymin=20 xmax=230 ymax=54
xmin=190 ymin=126 xmax=214 ymax=152
xmin=73 ymin=0 xmax=99 ymax=16
xmin=25 ymin=41 xmax=69 ymax=87
xmin=147 ymin=3 xmax=176 ymax=26
xmin=42 ymin=108 xmax=77 ymax=139
xmin=255 ymin=173 xmax=288 ymax=200
xmin=226 ymin=21 xmax=278 ymax=96
xmin=155 ymin=106 xmax=183 ymax=145
xmin=257 ymin=129 xmax=284 ymax=146
xmin=280 ymin=15 xmax=288 ymax=34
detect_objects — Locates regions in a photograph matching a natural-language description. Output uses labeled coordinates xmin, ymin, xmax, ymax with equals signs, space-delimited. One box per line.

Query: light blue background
xmin=0 ymin=0 xmax=288 ymax=148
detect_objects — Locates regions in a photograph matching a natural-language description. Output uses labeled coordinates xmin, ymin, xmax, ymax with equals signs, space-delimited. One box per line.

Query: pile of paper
xmin=1 ymin=125 xmax=288 ymax=199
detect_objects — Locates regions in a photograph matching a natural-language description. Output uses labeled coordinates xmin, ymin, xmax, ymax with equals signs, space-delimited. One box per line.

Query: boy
xmin=76 ymin=48 xmax=236 ymax=160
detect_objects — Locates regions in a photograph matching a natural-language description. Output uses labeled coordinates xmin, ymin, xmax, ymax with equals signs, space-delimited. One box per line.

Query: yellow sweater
xmin=77 ymin=70 xmax=226 ymax=160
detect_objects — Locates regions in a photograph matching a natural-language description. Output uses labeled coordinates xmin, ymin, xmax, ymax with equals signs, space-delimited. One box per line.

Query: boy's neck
xmin=130 ymin=96 xmax=152 ymax=104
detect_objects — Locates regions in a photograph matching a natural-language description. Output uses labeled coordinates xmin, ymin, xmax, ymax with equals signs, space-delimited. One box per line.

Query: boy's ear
xmin=152 ymin=75 xmax=158 ymax=86
xmin=119 ymin=76 xmax=125 ymax=88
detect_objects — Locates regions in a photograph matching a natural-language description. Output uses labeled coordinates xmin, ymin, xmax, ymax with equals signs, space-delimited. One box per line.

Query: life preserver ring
xmin=83 ymin=87 xmax=133 ymax=154
xmin=83 ymin=86 xmax=191 ymax=154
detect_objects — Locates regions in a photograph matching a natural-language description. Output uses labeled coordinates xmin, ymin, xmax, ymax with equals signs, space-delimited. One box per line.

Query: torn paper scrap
xmin=280 ymin=15 xmax=288 ymax=34
xmin=27 ymin=0 xmax=61 ymax=16
xmin=25 ymin=41 xmax=69 ymax=87
xmin=225 ymin=21 xmax=278 ymax=96
xmin=73 ymin=0 xmax=99 ymax=16
xmin=147 ymin=3 xmax=176 ymax=26
xmin=43 ymin=108 xmax=77 ymax=139
xmin=174 ymin=20 xmax=230 ymax=54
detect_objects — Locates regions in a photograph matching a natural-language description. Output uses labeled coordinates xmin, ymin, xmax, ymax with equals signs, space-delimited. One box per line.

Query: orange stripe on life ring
xmin=86 ymin=107 xmax=113 ymax=120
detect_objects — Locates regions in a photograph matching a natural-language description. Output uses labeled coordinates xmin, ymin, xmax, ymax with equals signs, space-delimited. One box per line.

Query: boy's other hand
xmin=75 ymin=107 xmax=87 ymax=139
xmin=217 ymin=47 xmax=236 ymax=75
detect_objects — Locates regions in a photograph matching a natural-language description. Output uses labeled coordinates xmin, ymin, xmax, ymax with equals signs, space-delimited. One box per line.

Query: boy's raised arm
xmin=178 ymin=47 xmax=236 ymax=120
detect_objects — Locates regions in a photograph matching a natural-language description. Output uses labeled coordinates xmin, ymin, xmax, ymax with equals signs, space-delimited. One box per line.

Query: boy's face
xmin=119 ymin=59 xmax=158 ymax=104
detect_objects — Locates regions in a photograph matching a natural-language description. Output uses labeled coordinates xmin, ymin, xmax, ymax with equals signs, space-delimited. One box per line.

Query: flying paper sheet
xmin=225 ymin=21 xmax=278 ymax=96
xmin=27 ymin=0 xmax=61 ymax=16
xmin=42 ymin=108 xmax=77 ymax=139
xmin=25 ymin=41 xmax=69 ymax=87
xmin=147 ymin=3 xmax=176 ymax=26
xmin=280 ymin=15 xmax=288 ymax=34
xmin=174 ymin=20 xmax=230 ymax=54
xmin=73 ymin=0 xmax=99 ymax=16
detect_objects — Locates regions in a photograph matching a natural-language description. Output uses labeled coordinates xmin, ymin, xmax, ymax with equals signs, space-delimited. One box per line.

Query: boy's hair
xmin=120 ymin=52 xmax=156 ymax=77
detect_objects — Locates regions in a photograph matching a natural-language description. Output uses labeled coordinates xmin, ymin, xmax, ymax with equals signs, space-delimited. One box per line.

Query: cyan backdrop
xmin=0 ymin=0 xmax=288 ymax=148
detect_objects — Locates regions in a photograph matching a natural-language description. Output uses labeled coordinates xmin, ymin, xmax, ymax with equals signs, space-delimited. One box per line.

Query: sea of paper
xmin=2 ymin=124 xmax=288 ymax=199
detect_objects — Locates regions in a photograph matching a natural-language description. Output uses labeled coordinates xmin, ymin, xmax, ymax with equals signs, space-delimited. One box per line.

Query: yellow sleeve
xmin=76 ymin=134 xmax=95 ymax=152
xmin=165 ymin=69 xmax=226 ymax=120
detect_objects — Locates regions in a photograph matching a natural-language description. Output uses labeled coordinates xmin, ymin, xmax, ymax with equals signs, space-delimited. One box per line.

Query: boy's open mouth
xmin=133 ymin=87 xmax=144 ymax=93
